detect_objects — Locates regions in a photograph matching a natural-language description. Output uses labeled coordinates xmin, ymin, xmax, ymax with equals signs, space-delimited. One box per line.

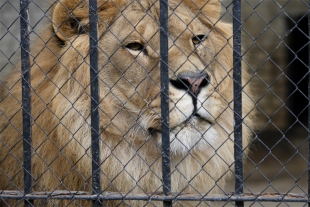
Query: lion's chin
xmin=149 ymin=117 xmax=218 ymax=156
xmin=170 ymin=119 xmax=218 ymax=156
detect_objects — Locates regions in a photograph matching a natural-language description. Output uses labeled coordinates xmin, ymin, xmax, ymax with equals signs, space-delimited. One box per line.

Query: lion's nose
xmin=170 ymin=73 xmax=209 ymax=95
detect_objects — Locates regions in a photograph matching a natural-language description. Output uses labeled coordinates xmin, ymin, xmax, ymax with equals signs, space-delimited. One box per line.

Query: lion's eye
xmin=192 ymin=35 xmax=205 ymax=45
xmin=125 ymin=42 xmax=145 ymax=51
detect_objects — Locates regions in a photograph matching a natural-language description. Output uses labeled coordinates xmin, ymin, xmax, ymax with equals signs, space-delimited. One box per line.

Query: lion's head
xmin=0 ymin=0 xmax=254 ymax=206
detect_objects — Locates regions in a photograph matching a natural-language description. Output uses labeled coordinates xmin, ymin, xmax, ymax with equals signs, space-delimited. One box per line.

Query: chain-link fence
xmin=0 ymin=0 xmax=308 ymax=206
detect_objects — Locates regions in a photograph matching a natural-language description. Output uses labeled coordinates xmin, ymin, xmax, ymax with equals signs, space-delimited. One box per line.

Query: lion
xmin=0 ymin=0 xmax=254 ymax=206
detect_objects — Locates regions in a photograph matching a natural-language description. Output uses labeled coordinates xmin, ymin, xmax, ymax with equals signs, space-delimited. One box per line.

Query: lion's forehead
xmin=110 ymin=2 xmax=206 ymax=43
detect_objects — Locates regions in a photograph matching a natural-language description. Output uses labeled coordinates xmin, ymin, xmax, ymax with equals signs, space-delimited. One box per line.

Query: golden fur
xmin=0 ymin=0 xmax=254 ymax=206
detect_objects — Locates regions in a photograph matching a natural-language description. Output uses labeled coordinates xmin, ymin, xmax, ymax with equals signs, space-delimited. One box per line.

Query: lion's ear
xmin=52 ymin=0 xmax=121 ymax=41
xmin=52 ymin=0 xmax=90 ymax=41
xmin=184 ymin=0 xmax=221 ymax=23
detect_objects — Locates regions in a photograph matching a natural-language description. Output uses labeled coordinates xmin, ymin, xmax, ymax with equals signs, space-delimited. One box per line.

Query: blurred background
xmin=224 ymin=1 xmax=308 ymax=206
xmin=0 ymin=0 xmax=308 ymax=206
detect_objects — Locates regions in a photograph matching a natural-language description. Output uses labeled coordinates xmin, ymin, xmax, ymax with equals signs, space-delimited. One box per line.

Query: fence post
xmin=233 ymin=0 xmax=244 ymax=207
xmin=89 ymin=0 xmax=101 ymax=206
xmin=160 ymin=0 xmax=171 ymax=206
xmin=20 ymin=0 xmax=33 ymax=206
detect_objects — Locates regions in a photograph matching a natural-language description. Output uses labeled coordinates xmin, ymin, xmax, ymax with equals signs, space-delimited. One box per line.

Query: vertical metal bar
xmin=89 ymin=0 xmax=101 ymax=206
xmin=233 ymin=0 xmax=244 ymax=207
xmin=308 ymin=1 xmax=310 ymax=206
xmin=160 ymin=0 xmax=171 ymax=206
xmin=20 ymin=0 xmax=33 ymax=206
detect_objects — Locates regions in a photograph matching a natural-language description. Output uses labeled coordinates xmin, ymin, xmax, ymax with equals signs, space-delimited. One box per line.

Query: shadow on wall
xmin=285 ymin=14 xmax=309 ymax=126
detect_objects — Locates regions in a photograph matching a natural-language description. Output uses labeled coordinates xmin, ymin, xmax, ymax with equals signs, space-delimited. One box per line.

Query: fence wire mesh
xmin=0 ymin=0 xmax=309 ymax=207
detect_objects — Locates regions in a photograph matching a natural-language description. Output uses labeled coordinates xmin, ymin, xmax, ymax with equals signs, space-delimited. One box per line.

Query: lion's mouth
xmin=148 ymin=113 xmax=213 ymax=135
